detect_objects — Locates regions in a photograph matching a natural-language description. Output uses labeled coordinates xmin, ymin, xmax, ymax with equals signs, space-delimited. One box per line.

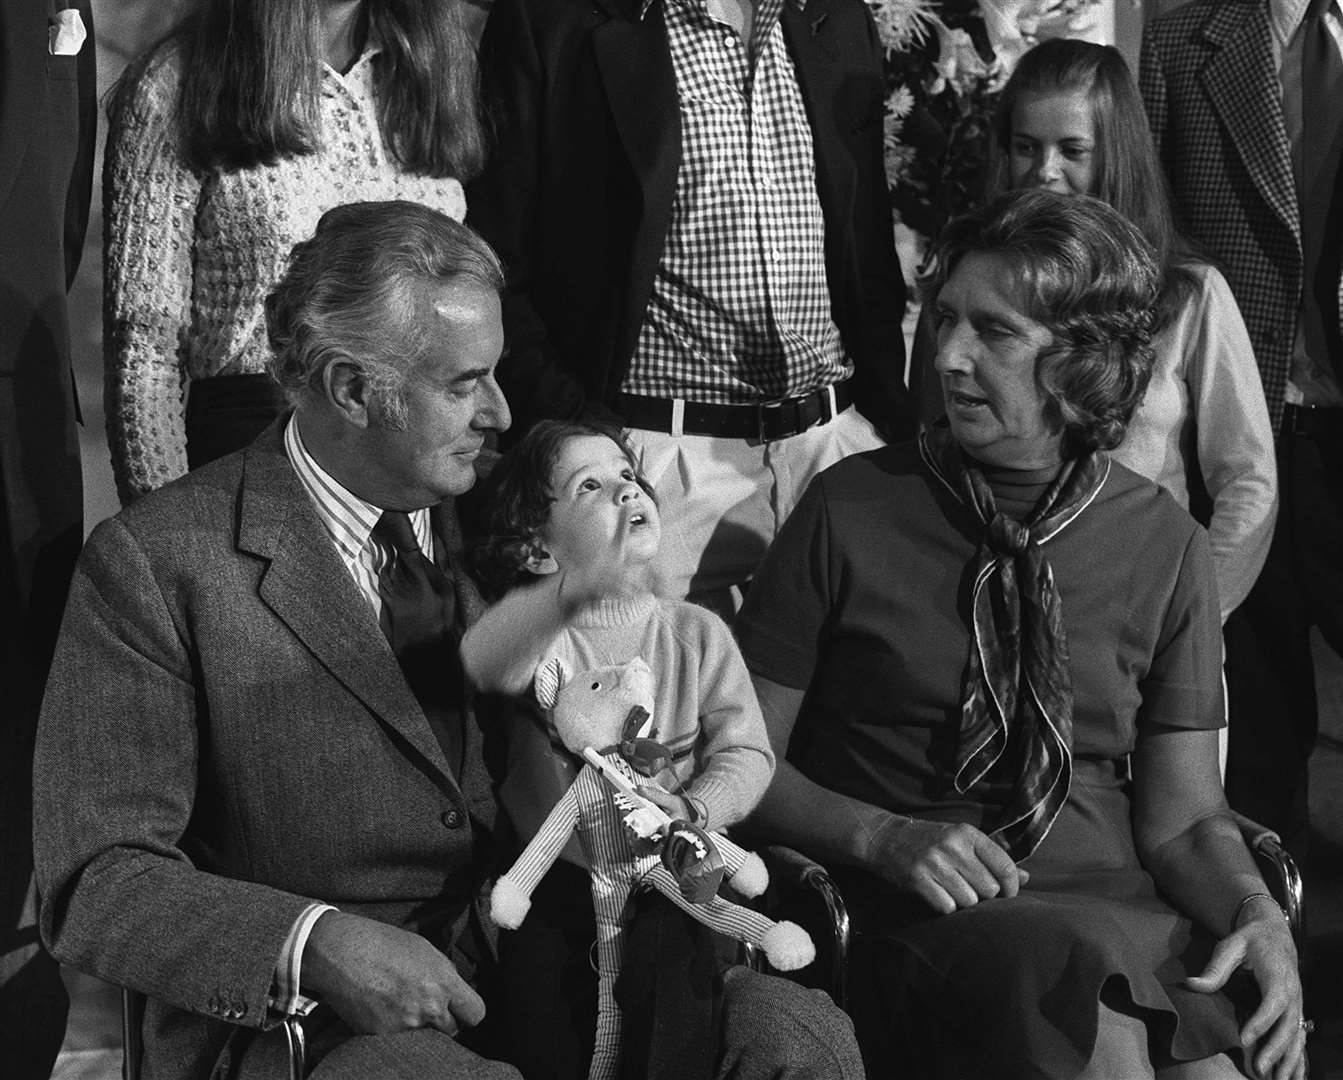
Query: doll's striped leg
xmin=639 ymin=866 xmax=815 ymax=971
xmin=588 ymin=875 xmax=630 ymax=1080
xmin=705 ymin=832 xmax=768 ymax=898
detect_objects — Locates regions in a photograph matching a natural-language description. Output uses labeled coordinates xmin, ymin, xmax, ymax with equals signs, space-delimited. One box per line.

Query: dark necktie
xmin=373 ymin=510 xmax=463 ymax=775
xmin=1301 ymin=0 xmax=1343 ymax=364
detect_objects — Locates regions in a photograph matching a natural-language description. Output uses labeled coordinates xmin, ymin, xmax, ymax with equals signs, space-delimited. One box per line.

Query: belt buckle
xmin=757 ymin=398 xmax=789 ymax=443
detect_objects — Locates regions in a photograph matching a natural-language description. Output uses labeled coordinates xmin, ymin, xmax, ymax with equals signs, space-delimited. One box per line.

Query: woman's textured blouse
xmin=102 ymin=44 xmax=467 ymax=503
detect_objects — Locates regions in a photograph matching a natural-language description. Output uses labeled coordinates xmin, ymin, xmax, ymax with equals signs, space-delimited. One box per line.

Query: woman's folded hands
xmin=865 ymin=814 xmax=1029 ymax=916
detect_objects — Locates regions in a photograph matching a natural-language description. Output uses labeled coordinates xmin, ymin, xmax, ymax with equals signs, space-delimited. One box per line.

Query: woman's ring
xmin=1299 ymin=1017 xmax=1315 ymax=1035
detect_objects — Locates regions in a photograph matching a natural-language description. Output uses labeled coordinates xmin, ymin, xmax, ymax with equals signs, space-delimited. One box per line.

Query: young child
xmin=462 ymin=418 xmax=776 ymax=1078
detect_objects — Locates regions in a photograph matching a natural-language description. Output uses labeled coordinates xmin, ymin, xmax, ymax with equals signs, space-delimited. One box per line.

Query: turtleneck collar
xmin=569 ymin=592 xmax=659 ymax=628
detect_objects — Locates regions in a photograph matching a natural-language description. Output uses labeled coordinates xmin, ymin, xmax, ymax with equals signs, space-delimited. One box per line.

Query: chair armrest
xmin=1228 ymin=810 xmax=1304 ymax=946
xmin=742 ymin=844 xmax=851 ymax=1011
xmin=122 ymin=988 xmax=144 ymax=1080
xmin=121 ymin=987 xmax=306 ymax=1080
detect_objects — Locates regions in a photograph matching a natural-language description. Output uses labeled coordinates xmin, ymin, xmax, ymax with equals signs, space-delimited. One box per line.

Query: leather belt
xmin=1282 ymin=403 xmax=1343 ymax=437
xmin=615 ymin=381 xmax=854 ymax=441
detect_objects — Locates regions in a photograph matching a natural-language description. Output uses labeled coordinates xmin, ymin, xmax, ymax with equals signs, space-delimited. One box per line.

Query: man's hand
xmin=866 ymin=816 xmax=1029 ymax=914
xmin=301 ymin=912 xmax=485 ymax=1037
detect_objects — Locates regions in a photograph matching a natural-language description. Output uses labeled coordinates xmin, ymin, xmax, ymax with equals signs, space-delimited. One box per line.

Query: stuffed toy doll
xmin=489 ymin=656 xmax=815 ymax=1080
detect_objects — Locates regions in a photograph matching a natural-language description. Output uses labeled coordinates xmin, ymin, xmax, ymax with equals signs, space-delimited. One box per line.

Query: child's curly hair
xmin=471 ymin=419 xmax=657 ymax=598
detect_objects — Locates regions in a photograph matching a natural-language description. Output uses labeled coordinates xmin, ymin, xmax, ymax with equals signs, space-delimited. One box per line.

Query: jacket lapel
xmin=592 ymin=0 xmax=681 ymax=336
xmin=1200 ymin=0 xmax=1300 ymax=241
xmin=236 ymin=430 xmax=458 ymax=789
xmin=782 ymin=0 xmax=854 ymax=238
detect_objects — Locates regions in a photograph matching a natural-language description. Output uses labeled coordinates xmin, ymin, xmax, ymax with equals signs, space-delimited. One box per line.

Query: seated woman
xmin=736 ymin=189 xmax=1304 ymax=1080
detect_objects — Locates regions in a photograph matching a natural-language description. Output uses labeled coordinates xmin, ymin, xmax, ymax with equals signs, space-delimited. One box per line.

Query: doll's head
xmin=474 ymin=419 xmax=660 ymax=596
xmin=533 ymin=656 xmax=657 ymax=756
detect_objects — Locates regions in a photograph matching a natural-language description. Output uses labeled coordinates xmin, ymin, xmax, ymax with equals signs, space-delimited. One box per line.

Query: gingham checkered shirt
xmin=622 ymin=0 xmax=851 ymax=403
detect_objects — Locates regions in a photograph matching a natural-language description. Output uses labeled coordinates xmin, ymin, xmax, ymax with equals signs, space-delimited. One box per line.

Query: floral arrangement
xmin=872 ymin=0 xmax=1109 ymax=272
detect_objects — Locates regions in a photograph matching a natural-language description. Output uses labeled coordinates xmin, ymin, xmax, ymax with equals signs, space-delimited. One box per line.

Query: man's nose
xmin=617 ymin=481 xmax=639 ymax=503
xmin=476 ymin=375 xmax=511 ymax=433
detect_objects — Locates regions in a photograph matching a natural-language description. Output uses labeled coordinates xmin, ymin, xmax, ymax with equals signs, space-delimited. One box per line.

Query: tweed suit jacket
xmin=465 ymin=0 xmax=914 ymax=444
xmin=33 ymin=422 xmax=498 ymax=1080
xmin=1141 ymin=0 xmax=1343 ymax=431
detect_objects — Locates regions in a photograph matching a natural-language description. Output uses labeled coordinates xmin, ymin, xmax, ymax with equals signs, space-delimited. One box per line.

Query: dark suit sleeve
xmin=467 ymin=0 xmax=598 ymax=435
xmin=33 ymin=517 xmax=314 ymax=1025
xmin=63 ymin=0 xmax=95 ymax=287
xmin=841 ymin=0 xmax=915 ymax=442
xmin=1138 ymin=23 xmax=1171 ymax=166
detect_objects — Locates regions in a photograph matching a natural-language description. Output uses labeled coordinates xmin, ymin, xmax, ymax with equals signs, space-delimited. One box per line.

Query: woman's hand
xmin=1185 ymin=902 xmax=1305 ymax=1080
xmin=866 ymin=815 xmax=1029 ymax=914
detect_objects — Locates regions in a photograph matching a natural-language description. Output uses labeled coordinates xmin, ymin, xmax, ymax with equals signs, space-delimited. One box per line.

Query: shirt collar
xmin=284 ymin=414 xmax=384 ymax=565
xmin=1270 ymin=0 xmax=1332 ymax=44
xmin=640 ymin=0 xmax=807 ymax=23
xmin=284 ymin=414 xmax=435 ymax=566
xmin=320 ymin=39 xmax=383 ymax=80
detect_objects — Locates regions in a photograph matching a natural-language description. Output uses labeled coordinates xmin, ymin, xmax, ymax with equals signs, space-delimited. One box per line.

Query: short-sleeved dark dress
xmin=736 ymin=440 xmax=1246 ymax=1078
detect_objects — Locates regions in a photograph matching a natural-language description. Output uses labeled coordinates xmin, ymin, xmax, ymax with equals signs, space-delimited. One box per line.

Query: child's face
xmin=537 ymin=435 xmax=661 ymax=576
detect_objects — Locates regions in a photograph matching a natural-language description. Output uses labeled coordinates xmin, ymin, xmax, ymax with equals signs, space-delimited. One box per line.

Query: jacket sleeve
xmin=33 ymin=516 xmax=315 ymax=1029
xmin=1183 ymin=267 xmax=1278 ymax=618
xmin=466 ymin=0 xmax=597 ymax=434
xmin=847 ymin=0 xmax=915 ymax=442
xmin=1138 ymin=23 xmax=1171 ymax=166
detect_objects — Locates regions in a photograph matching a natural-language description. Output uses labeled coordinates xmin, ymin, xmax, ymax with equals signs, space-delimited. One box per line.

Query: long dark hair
xmin=989 ymin=39 xmax=1198 ymax=319
xmin=162 ymin=0 xmax=484 ymax=178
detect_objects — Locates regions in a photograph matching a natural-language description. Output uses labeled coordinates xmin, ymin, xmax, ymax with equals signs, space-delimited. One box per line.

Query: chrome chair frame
xmin=121 ymin=988 xmax=305 ymax=1080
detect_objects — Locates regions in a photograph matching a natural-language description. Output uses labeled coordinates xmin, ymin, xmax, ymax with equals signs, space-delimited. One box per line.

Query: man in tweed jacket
xmin=33 ymin=203 xmax=524 ymax=1080
xmin=1141 ymin=0 xmax=1343 ymax=841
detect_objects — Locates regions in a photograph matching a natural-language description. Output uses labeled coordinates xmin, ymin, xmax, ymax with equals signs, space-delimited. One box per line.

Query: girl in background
xmin=104 ymin=0 xmax=485 ymax=503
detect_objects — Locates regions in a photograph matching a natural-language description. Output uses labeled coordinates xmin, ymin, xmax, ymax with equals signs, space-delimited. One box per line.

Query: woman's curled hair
xmin=924 ymin=189 xmax=1162 ymax=458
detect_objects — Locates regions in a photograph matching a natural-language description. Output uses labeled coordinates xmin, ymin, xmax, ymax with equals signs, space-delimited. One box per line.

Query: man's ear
xmin=323 ymin=358 xmax=372 ymax=429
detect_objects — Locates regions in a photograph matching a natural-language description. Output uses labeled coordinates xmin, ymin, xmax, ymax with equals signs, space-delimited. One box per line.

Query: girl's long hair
xmin=989 ymin=39 xmax=1199 ymax=320
xmin=166 ymin=0 xmax=484 ymax=178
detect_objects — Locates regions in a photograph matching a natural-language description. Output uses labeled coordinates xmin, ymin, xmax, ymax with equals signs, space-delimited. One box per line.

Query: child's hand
xmin=638 ymin=787 xmax=699 ymax=825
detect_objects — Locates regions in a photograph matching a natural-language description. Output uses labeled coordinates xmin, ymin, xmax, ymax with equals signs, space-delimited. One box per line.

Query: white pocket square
xmin=49 ymin=8 xmax=87 ymax=57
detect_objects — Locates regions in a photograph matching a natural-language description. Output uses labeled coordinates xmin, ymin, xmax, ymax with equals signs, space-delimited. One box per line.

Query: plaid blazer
xmin=1141 ymin=0 xmax=1343 ymax=431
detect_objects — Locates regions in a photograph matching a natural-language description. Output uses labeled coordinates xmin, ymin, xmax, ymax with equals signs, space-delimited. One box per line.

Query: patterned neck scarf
xmin=920 ymin=428 xmax=1110 ymax=859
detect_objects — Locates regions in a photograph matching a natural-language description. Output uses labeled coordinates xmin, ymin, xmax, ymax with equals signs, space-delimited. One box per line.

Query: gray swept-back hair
xmin=265 ymin=200 xmax=503 ymax=424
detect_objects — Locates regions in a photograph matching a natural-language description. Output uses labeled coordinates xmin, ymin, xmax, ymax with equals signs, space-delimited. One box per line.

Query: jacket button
xmin=441 ymin=809 xmax=464 ymax=829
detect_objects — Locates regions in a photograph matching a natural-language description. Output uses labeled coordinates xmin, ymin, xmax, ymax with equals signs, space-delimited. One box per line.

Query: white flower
xmin=928 ymin=17 xmax=995 ymax=96
xmin=868 ymin=0 xmax=936 ymax=53
xmin=886 ymin=83 xmax=917 ymax=120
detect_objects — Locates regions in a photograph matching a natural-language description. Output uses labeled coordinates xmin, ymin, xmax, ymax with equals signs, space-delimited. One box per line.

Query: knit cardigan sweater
xmin=102 ymin=42 xmax=467 ymax=503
